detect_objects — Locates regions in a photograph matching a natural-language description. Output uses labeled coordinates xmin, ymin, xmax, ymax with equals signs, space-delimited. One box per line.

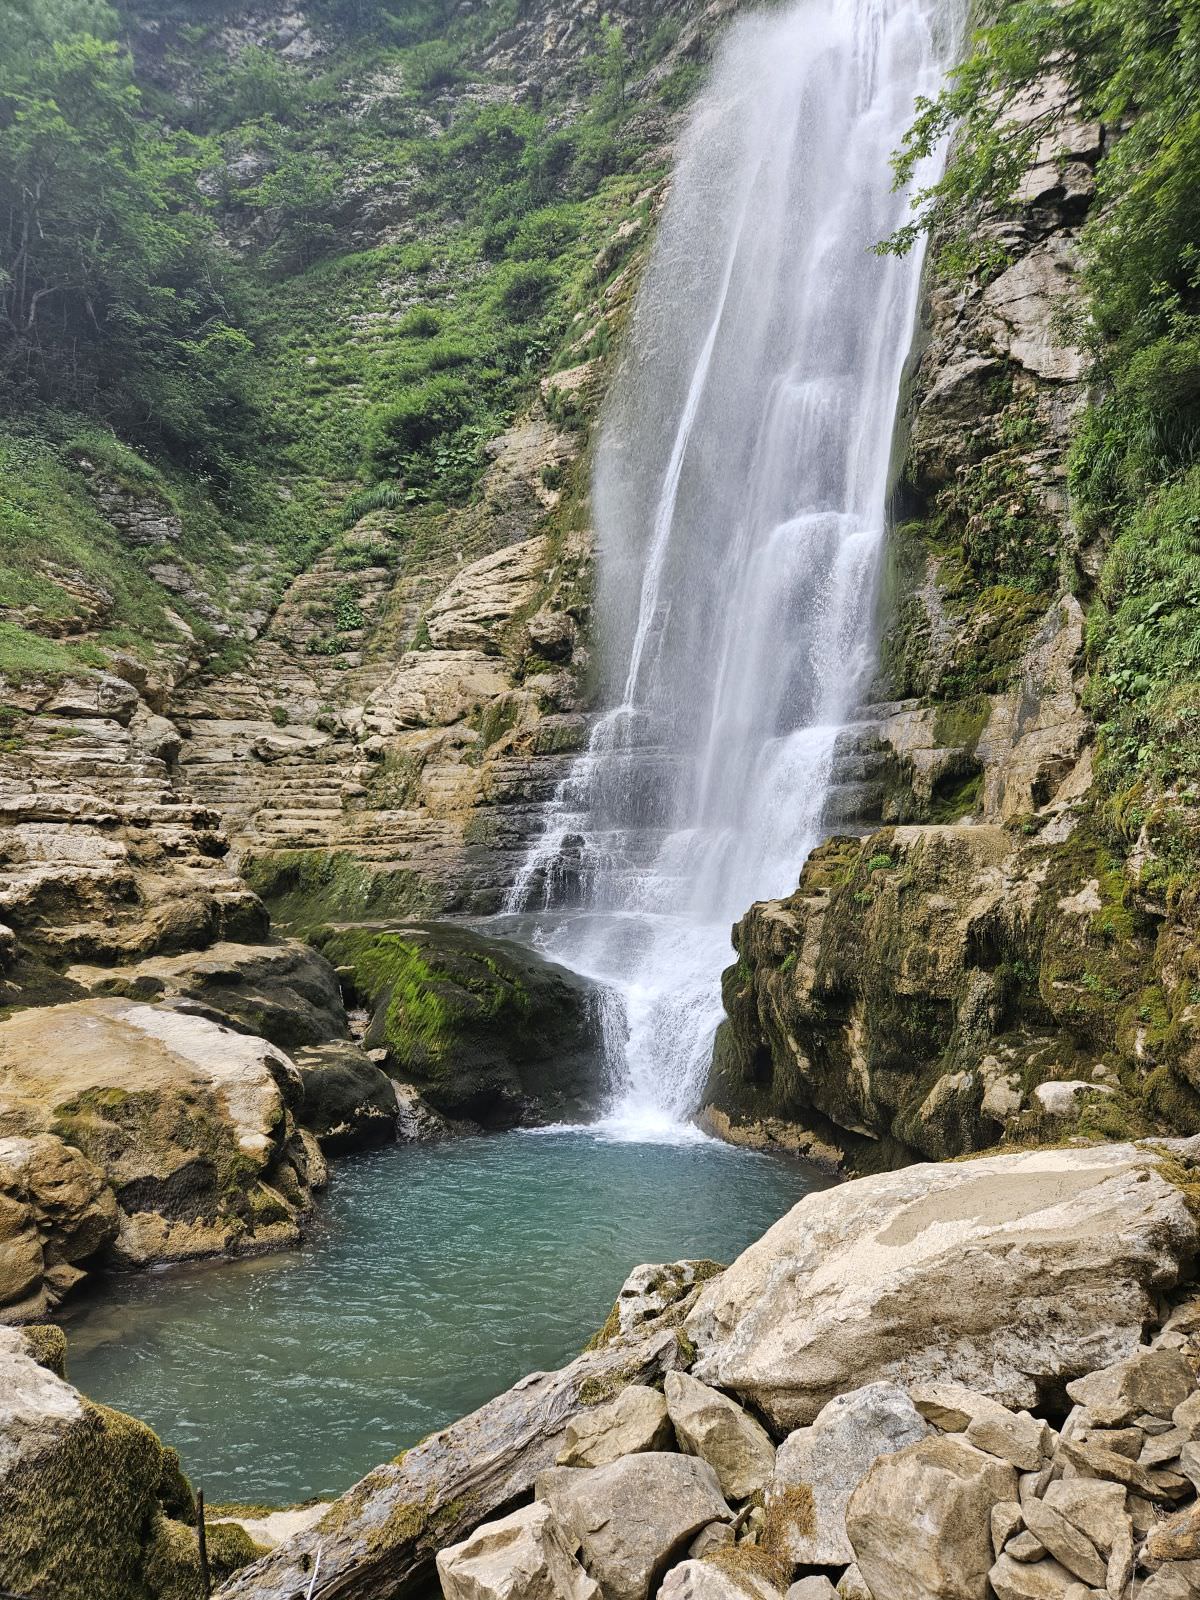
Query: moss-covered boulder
xmin=0 ymin=999 xmax=325 ymax=1311
xmin=315 ymin=921 xmax=604 ymax=1127
xmin=0 ymin=1325 xmax=260 ymax=1600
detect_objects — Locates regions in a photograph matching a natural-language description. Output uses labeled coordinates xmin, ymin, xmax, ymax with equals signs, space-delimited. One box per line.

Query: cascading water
xmin=507 ymin=0 xmax=959 ymax=1137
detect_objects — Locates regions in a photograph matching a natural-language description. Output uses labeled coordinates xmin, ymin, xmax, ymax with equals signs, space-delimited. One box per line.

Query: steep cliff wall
xmin=703 ymin=67 xmax=1200 ymax=1167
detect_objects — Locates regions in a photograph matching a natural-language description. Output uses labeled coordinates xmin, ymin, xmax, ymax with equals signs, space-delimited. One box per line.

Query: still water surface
xmin=64 ymin=1130 xmax=822 ymax=1504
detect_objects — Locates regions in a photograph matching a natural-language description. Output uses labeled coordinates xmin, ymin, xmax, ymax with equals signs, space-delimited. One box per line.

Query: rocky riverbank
xmin=0 ymin=923 xmax=605 ymax=1321
xmin=6 ymin=1138 xmax=1197 ymax=1600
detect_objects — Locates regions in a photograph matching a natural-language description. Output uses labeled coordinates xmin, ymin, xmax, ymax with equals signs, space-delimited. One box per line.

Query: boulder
xmin=0 ymin=1325 xmax=228 ymax=1600
xmin=909 ymin=1385 xmax=1052 ymax=1473
xmin=557 ymin=1384 xmax=672 ymax=1467
xmin=769 ymin=1381 xmax=931 ymax=1564
xmin=393 ymin=1082 xmax=460 ymax=1142
xmin=67 ymin=940 xmax=349 ymax=1050
xmin=687 ymin=1145 xmax=1199 ymax=1429
xmin=1019 ymin=1501 xmax=1106 ymax=1588
xmin=835 ymin=1568 xmax=872 ymax=1600
xmin=595 ymin=1261 xmax=725 ymax=1345
xmin=988 ymin=1555 xmax=1083 ymax=1599
xmin=659 ymin=1558 xmax=781 ymax=1600
xmin=1006 ymin=1533 xmax=1047 ymax=1562
xmin=845 ymin=1435 xmax=1017 ymax=1600
xmin=1040 ymin=1480 xmax=1126 ymax=1555
xmin=992 ymin=1501 xmax=1025 ymax=1557
xmin=315 ymin=922 xmax=605 ymax=1127
xmin=1139 ymin=1566 xmax=1200 ymax=1600
xmin=1065 ymin=1349 xmax=1195 ymax=1426
xmin=665 ymin=1371 xmax=775 ymax=1500
xmin=785 ymin=1581 xmax=837 ymax=1600
xmin=436 ymin=1501 xmax=600 ymax=1600
xmin=0 ymin=1133 xmax=118 ymax=1320
xmin=0 ymin=998 xmax=318 ymax=1287
xmin=291 ymin=1042 xmax=399 ymax=1153
xmin=965 ymin=1407 xmax=1053 ymax=1472
xmin=535 ymin=1454 xmax=731 ymax=1600
xmin=215 ymin=1327 xmax=690 ymax=1600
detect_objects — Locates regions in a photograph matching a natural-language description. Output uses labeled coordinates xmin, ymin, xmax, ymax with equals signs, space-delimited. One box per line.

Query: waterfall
xmin=506 ymin=0 xmax=958 ymax=1139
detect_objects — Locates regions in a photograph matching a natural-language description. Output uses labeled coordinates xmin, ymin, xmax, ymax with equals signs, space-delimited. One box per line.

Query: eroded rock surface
xmin=0 ymin=1325 xmax=225 ymax=1600
xmin=685 ymin=1143 xmax=1198 ymax=1429
xmin=0 ymin=998 xmax=321 ymax=1304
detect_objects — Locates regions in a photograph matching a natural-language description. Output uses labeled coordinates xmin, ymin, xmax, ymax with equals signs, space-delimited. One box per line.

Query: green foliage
xmin=491 ymin=259 xmax=557 ymax=320
xmin=887 ymin=0 xmax=1200 ymax=810
xmin=0 ymin=0 xmax=261 ymax=471
xmin=0 ymin=0 xmax=679 ymax=682
xmin=204 ymin=45 xmax=312 ymax=129
xmin=363 ymin=372 xmax=474 ymax=475
xmin=252 ymin=150 xmax=340 ymax=274
xmin=1087 ymin=466 xmax=1200 ymax=789
xmin=341 ymin=482 xmax=405 ymax=528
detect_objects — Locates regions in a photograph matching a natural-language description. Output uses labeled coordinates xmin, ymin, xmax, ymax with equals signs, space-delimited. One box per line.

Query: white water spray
xmin=507 ymin=0 xmax=958 ymax=1138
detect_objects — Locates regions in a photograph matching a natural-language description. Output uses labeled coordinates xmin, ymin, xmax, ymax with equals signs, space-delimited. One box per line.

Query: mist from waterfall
xmin=507 ymin=0 xmax=958 ymax=1138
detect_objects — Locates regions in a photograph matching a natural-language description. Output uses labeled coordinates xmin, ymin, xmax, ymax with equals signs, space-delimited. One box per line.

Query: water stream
xmin=507 ymin=0 xmax=955 ymax=1136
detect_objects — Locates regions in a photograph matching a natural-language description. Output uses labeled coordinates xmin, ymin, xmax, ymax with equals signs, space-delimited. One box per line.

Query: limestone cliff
xmin=703 ymin=74 xmax=1200 ymax=1167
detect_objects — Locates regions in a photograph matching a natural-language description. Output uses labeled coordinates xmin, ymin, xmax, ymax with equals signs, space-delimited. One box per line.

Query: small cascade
xmin=506 ymin=0 xmax=960 ymax=1137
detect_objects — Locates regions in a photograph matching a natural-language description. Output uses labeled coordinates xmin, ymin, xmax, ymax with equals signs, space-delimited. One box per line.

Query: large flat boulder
xmin=0 ymin=998 xmax=322 ymax=1299
xmin=686 ymin=1144 xmax=1199 ymax=1429
xmin=65 ymin=939 xmax=350 ymax=1050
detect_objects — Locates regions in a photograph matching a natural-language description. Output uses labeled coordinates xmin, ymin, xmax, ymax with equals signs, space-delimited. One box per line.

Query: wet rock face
xmin=179 ymin=416 xmax=595 ymax=927
xmin=315 ymin=920 xmax=606 ymax=1128
xmin=0 ymin=671 xmax=265 ymax=986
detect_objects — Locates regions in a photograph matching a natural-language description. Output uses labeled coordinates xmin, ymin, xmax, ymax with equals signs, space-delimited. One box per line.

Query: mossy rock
xmin=314 ymin=920 xmax=605 ymax=1127
xmin=20 ymin=1322 xmax=67 ymax=1378
xmin=0 ymin=1392 xmax=206 ymax=1600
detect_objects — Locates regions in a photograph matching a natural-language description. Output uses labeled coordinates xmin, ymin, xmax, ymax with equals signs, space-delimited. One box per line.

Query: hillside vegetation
xmin=0 ymin=0 xmax=707 ymax=679
xmin=889 ymin=0 xmax=1200 ymax=876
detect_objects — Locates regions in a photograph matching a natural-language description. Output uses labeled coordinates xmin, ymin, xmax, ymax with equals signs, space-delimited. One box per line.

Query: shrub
xmin=396 ymin=307 xmax=441 ymax=338
xmin=362 ymin=373 xmax=474 ymax=475
xmin=491 ymin=260 xmax=557 ymax=321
